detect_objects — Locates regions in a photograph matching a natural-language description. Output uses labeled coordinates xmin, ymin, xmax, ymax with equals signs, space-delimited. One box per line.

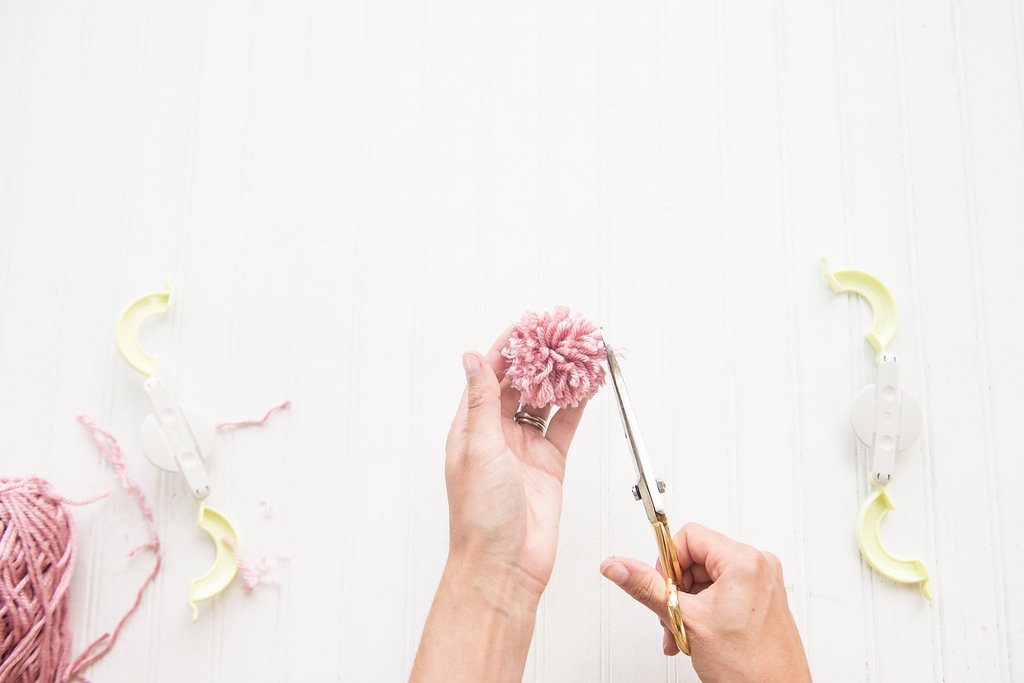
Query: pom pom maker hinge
xmin=116 ymin=288 xmax=240 ymax=620
xmin=821 ymin=258 xmax=932 ymax=599
xmin=140 ymin=377 xmax=214 ymax=499
xmin=850 ymin=354 xmax=922 ymax=487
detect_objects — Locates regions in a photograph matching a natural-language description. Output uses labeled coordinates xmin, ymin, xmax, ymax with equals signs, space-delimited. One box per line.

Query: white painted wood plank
xmin=779 ymin=0 xmax=874 ymax=679
xmin=956 ymin=0 xmax=1024 ymax=676
xmin=895 ymin=0 xmax=1013 ymax=679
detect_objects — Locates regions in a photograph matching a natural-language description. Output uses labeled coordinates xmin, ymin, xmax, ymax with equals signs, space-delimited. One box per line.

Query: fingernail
xmin=462 ymin=353 xmax=479 ymax=378
xmin=601 ymin=560 xmax=629 ymax=586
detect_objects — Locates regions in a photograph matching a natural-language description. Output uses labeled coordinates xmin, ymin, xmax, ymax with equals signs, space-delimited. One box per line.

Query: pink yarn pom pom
xmin=502 ymin=306 xmax=606 ymax=409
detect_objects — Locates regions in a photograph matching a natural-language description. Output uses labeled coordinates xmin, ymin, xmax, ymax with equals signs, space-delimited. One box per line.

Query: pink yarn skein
xmin=502 ymin=306 xmax=606 ymax=409
xmin=0 ymin=477 xmax=80 ymax=681
xmin=0 ymin=418 xmax=161 ymax=682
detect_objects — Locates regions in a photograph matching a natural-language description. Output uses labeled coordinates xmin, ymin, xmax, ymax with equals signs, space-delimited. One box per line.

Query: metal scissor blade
xmin=602 ymin=329 xmax=666 ymax=520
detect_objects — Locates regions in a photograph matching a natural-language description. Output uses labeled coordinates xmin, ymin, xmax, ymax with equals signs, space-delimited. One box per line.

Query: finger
xmin=515 ymin=402 xmax=553 ymax=425
xmin=483 ymin=323 xmax=516 ymax=381
xmin=690 ymin=564 xmax=711 ymax=584
xmin=462 ymin=352 xmax=503 ymax=447
xmin=653 ymin=553 xmax=711 ymax=588
xmin=511 ymin=401 xmax=554 ymax=438
xmin=445 ymin=385 xmax=470 ymax=455
xmin=599 ymin=556 xmax=670 ymax=623
xmin=672 ymin=522 xmax=745 ymax=582
xmin=670 ymin=563 xmax=708 ymax=592
xmin=450 ymin=385 xmax=468 ymax=428
xmin=498 ymin=376 xmax=525 ymax=419
xmin=545 ymin=400 xmax=588 ymax=455
xmin=662 ymin=626 xmax=679 ymax=656
xmin=486 ymin=325 xmax=527 ymax=418
xmin=654 ymin=556 xmax=694 ymax=592
xmin=680 ymin=566 xmax=694 ymax=592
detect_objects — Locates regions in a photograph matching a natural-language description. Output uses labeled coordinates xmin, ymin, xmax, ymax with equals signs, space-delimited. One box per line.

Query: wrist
xmin=442 ymin=551 xmax=544 ymax=615
xmin=411 ymin=555 xmax=541 ymax=683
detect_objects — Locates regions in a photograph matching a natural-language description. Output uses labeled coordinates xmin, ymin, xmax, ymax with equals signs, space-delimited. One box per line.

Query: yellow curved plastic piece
xmin=821 ymin=257 xmax=898 ymax=356
xmin=115 ymin=290 xmax=172 ymax=376
xmin=856 ymin=487 xmax=932 ymax=600
xmin=188 ymin=502 xmax=239 ymax=621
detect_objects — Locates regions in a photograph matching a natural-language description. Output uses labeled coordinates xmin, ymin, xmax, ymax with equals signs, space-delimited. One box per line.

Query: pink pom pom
xmin=502 ymin=306 xmax=607 ymax=409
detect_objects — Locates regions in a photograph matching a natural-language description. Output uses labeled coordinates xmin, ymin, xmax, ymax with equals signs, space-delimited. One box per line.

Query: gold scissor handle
xmin=653 ymin=516 xmax=691 ymax=656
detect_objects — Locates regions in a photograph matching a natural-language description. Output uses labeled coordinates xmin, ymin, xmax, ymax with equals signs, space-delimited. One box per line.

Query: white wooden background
xmin=1 ymin=1 xmax=1021 ymax=681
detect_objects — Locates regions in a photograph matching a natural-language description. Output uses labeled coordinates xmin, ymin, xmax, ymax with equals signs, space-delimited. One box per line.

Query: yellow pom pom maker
xmin=115 ymin=288 xmax=241 ymax=620
xmin=821 ymin=258 xmax=932 ymax=600
xmin=857 ymin=488 xmax=932 ymax=600
xmin=115 ymin=290 xmax=172 ymax=377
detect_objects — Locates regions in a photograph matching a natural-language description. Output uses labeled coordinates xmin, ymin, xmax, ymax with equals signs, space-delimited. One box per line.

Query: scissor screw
xmin=656 ymin=478 xmax=667 ymax=493
xmin=631 ymin=485 xmax=641 ymax=501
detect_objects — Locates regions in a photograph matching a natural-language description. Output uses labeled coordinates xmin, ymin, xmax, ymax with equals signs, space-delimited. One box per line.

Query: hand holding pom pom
xmin=415 ymin=323 xmax=597 ymax=681
xmin=502 ymin=306 xmax=606 ymax=409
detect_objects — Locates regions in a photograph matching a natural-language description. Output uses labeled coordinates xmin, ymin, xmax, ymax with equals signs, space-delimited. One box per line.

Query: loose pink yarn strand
xmin=222 ymin=537 xmax=276 ymax=593
xmin=67 ymin=416 xmax=162 ymax=681
xmin=213 ymin=402 xmax=290 ymax=594
xmin=214 ymin=400 xmax=291 ymax=431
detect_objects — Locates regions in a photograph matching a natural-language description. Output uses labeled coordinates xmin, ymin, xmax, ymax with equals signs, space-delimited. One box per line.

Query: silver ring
xmin=513 ymin=410 xmax=549 ymax=435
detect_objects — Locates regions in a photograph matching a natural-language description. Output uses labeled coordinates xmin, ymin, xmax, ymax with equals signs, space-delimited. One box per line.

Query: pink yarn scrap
xmin=222 ymin=537 xmax=276 ymax=594
xmin=502 ymin=306 xmax=606 ymax=409
xmin=215 ymin=400 xmax=291 ymax=432
xmin=69 ymin=416 xmax=162 ymax=680
xmin=0 ymin=418 xmax=161 ymax=683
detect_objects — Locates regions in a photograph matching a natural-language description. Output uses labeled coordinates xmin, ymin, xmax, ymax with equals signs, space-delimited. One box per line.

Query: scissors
xmin=604 ymin=331 xmax=691 ymax=656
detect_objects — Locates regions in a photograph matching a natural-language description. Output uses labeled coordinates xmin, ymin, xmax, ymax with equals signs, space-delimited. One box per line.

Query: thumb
xmin=600 ymin=556 xmax=670 ymax=624
xmin=602 ymin=556 xmax=706 ymax=656
xmin=462 ymin=352 xmax=502 ymax=444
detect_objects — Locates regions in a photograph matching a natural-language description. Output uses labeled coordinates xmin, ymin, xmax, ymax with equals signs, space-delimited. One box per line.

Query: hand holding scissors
xmin=601 ymin=331 xmax=811 ymax=681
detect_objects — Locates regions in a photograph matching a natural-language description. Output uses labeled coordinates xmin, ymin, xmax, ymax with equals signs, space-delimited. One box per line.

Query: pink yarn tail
xmin=214 ymin=400 xmax=291 ymax=431
xmin=222 ymin=537 xmax=277 ymax=593
xmin=68 ymin=416 xmax=162 ymax=682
